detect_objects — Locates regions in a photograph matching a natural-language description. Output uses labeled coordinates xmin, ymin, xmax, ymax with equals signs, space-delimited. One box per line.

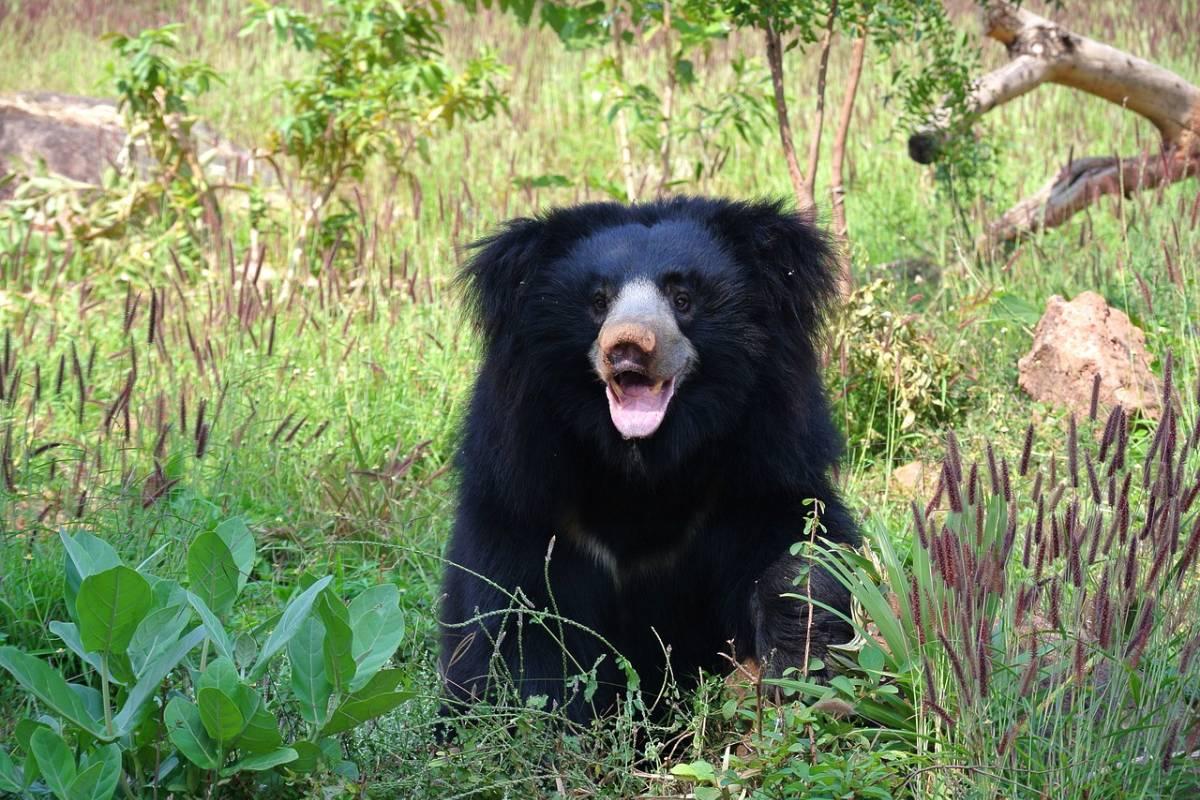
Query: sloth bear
xmin=440 ymin=197 xmax=857 ymax=722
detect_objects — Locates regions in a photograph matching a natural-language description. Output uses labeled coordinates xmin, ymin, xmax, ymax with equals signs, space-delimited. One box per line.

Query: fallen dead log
xmin=909 ymin=1 xmax=1200 ymax=247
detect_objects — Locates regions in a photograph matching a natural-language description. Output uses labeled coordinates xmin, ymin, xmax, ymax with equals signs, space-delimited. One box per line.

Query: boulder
xmin=0 ymin=91 xmax=260 ymax=199
xmin=0 ymin=93 xmax=127 ymax=196
xmin=1017 ymin=291 xmax=1161 ymax=419
xmin=890 ymin=460 xmax=937 ymax=498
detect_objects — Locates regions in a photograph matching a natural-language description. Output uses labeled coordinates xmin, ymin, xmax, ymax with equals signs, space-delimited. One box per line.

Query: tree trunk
xmin=829 ymin=32 xmax=866 ymax=296
xmin=908 ymin=1 xmax=1200 ymax=247
xmin=830 ymin=34 xmax=866 ymax=239
xmin=655 ymin=0 xmax=676 ymax=198
xmin=612 ymin=15 xmax=638 ymax=203
xmin=804 ymin=0 xmax=839 ymax=207
xmin=764 ymin=24 xmax=815 ymax=214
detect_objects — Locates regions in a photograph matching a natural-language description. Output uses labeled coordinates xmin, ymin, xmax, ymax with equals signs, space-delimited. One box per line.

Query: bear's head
xmin=461 ymin=197 xmax=840 ymax=478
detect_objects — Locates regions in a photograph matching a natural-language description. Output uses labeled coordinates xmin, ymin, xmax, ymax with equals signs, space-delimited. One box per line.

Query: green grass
xmin=1 ymin=0 xmax=1199 ymax=797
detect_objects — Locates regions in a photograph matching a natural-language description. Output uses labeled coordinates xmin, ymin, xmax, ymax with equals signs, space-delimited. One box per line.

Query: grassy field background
xmin=1 ymin=0 xmax=1198 ymax=797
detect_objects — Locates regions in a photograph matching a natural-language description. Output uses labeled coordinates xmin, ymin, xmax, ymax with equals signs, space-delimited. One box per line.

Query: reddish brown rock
xmin=1017 ymin=291 xmax=1161 ymax=419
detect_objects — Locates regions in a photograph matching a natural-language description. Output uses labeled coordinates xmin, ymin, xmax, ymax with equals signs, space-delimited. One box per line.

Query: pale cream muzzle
xmin=590 ymin=280 xmax=696 ymax=439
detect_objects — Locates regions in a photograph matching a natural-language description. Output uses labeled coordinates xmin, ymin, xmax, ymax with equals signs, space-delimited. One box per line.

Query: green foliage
xmin=106 ymin=24 xmax=221 ymax=184
xmin=0 ymin=527 xmax=409 ymax=798
xmin=830 ymin=279 xmax=970 ymax=456
xmin=243 ymin=0 xmax=508 ymax=201
xmin=105 ymin=24 xmax=225 ymax=244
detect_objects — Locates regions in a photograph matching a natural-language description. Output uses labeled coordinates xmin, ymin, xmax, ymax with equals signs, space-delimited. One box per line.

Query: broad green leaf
xmin=233 ymin=633 xmax=258 ymax=669
xmin=0 ymin=746 xmax=23 ymax=793
xmin=196 ymin=657 xmax=240 ymax=697
xmin=113 ymin=627 xmax=206 ymax=736
xmin=289 ymin=741 xmax=323 ymax=774
xmin=213 ymin=517 xmax=255 ymax=593
xmin=61 ymin=531 xmax=121 ymax=620
xmin=128 ymin=604 xmax=191 ymax=675
xmin=219 ymin=747 xmax=298 ymax=777
xmin=347 ymin=584 xmax=404 ymax=691
xmin=0 ymin=648 xmax=106 ymax=739
xmin=15 ymin=718 xmax=49 ymax=786
xmin=248 ymin=576 xmax=332 ymax=681
xmin=321 ymin=668 xmax=412 ymax=736
xmin=70 ymin=684 xmax=104 ymax=725
xmin=859 ymin=644 xmax=886 ymax=674
xmin=670 ymin=759 xmax=717 ymax=784
xmin=232 ymin=681 xmax=262 ymax=723
xmin=185 ymin=591 xmax=234 ymax=663
xmin=197 ymin=687 xmax=245 ymax=747
xmin=164 ymin=698 xmax=220 ymax=770
xmin=67 ymin=744 xmax=120 ymax=800
xmin=237 ymin=705 xmax=283 ymax=755
xmin=289 ymin=617 xmax=331 ymax=727
xmin=48 ymin=622 xmax=125 ymax=686
xmin=150 ymin=578 xmax=189 ymax=612
xmin=77 ymin=566 xmax=153 ymax=656
xmin=30 ymin=728 xmax=77 ymax=800
xmin=187 ymin=531 xmax=239 ymax=616
xmin=317 ymin=591 xmax=355 ymax=695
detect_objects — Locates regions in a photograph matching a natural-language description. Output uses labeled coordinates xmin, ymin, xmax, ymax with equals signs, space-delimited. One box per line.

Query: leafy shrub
xmin=0 ymin=522 xmax=409 ymax=799
xmin=243 ymin=0 xmax=508 ymax=203
xmin=829 ymin=279 xmax=969 ymax=456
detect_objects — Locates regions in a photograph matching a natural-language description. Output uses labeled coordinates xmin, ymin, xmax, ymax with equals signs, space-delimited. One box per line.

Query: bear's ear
xmin=706 ymin=199 xmax=839 ymax=341
xmin=460 ymin=217 xmax=548 ymax=340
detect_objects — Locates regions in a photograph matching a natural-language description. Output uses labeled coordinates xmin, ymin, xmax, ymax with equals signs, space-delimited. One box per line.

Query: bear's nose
xmin=607 ymin=340 xmax=652 ymax=371
xmin=600 ymin=322 xmax=657 ymax=371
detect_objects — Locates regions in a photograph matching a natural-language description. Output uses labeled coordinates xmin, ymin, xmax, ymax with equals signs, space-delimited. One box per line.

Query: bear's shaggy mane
xmin=442 ymin=197 xmax=857 ymax=722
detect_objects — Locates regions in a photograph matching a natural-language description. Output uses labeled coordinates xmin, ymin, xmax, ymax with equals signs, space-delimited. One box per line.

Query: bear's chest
xmin=560 ymin=501 xmax=712 ymax=586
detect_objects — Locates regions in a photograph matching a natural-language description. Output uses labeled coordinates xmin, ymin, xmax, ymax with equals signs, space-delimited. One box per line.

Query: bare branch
xmin=655 ymin=0 xmax=676 ymax=198
xmin=765 ymin=23 xmax=814 ymax=213
xmin=830 ymin=32 xmax=867 ymax=295
xmin=830 ymin=33 xmax=867 ymax=241
xmin=980 ymin=1 xmax=1200 ymax=144
xmin=908 ymin=1 xmax=1200 ymax=246
xmin=985 ymin=149 xmax=1200 ymax=245
xmin=911 ymin=2 xmax=1200 ymax=163
xmin=804 ymin=0 xmax=839 ymax=205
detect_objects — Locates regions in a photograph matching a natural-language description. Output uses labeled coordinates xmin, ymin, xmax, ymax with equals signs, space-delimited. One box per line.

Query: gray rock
xmin=1 ymin=91 xmax=261 ymax=199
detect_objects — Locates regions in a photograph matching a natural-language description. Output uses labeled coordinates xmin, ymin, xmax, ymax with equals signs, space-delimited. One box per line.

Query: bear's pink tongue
xmin=606 ymin=378 xmax=675 ymax=439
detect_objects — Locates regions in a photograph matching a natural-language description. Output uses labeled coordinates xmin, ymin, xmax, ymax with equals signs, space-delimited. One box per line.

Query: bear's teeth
xmin=609 ymin=380 xmax=625 ymax=401
xmin=650 ymin=380 xmax=664 ymax=395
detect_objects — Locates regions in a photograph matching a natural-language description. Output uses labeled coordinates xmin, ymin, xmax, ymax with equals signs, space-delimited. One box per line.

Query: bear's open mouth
xmin=605 ymin=369 xmax=676 ymax=439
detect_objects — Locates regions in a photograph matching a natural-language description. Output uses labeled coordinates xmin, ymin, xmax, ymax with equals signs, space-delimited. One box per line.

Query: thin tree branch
xmin=656 ymin=0 xmax=676 ymax=198
xmin=907 ymin=0 xmax=1200 ymax=245
xmin=830 ymin=32 xmax=866 ymax=250
xmin=764 ymin=23 xmax=813 ymax=213
xmin=612 ymin=14 xmax=638 ymax=203
xmin=804 ymin=0 xmax=839 ymax=207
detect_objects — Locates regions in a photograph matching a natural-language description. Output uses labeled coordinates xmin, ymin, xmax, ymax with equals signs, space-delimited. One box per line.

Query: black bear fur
xmin=440 ymin=197 xmax=858 ymax=722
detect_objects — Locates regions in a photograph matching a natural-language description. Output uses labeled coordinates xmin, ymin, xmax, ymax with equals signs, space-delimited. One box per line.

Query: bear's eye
xmin=592 ymin=291 xmax=609 ymax=315
xmin=672 ymin=291 xmax=691 ymax=314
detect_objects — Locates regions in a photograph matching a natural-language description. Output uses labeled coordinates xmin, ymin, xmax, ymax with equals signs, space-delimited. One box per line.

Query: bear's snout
xmin=602 ymin=326 xmax=656 ymax=375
